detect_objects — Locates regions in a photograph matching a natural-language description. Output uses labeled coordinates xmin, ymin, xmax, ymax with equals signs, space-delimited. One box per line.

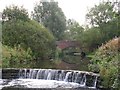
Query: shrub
xmin=2 ymin=45 xmax=33 ymax=68
xmin=89 ymin=37 xmax=120 ymax=88
xmin=2 ymin=20 xmax=55 ymax=60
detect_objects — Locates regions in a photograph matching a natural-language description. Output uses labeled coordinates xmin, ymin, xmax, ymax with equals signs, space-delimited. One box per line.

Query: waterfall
xmin=64 ymin=72 xmax=72 ymax=82
xmin=80 ymin=74 xmax=86 ymax=86
xmin=93 ymin=76 xmax=98 ymax=88
xmin=18 ymin=69 xmax=99 ymax=88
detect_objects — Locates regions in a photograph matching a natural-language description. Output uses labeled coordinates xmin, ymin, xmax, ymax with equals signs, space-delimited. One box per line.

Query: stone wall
xmin=2 ymin=68 xmax=19 ymax=79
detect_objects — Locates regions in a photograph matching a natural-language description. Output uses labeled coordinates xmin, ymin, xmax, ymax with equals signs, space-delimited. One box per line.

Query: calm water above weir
xmin=0 ymin=68 xmax=100 ymax=90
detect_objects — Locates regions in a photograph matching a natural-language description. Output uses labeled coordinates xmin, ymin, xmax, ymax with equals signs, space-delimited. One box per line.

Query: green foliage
xmin=2 ymin=45 xmax=33 ymax=68
xmin=2 ymin=5 xmax=29 ymax=21
xmin=32 ymin=0 xmax=66 ymax=40
xmin=0 ymin=42 xmax=1 ymax=68
xmin=55 ymin=47 xmax=62 ymax=60
xmin=98 ymin=15 xmax=120 ymax=42
xmin=64 ymin=19 xmax=84 ymax=40
xmin=86 ymin=1 xmax=120 ymax=38
xmin=0 ymin=21 xmax=1 ymax=42
xmin=2 ymin=19 xmax=55 ymax=59
xmin=84 ymin=1 xmax=120 ymax=52
xmin=64 ymin=19 xmax=101 ymax=52
xmin=86 ymin=2 xmax=115 ymax=27
xmin=89 ymin=37 xmax=120 ymax=88
xmin=78 ymin=27 xmax=103 ymax=52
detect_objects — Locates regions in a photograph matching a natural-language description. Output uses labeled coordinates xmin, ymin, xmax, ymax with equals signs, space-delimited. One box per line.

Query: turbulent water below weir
xmin=0 ymin=79 xmax=83 ymax=89
xmin=0 ymin=79 xmax=99 ymax=90
xmin=0 ymin=69 xmax=100 ymax=90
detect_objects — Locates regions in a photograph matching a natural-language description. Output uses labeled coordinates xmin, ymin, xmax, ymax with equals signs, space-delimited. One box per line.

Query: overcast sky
xmin=0 ymin=0 xmax=103 ymax=25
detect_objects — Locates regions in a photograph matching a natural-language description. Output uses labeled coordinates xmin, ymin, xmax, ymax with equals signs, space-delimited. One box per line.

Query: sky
xmin=0 ymin=0 xmax=101 ymax=25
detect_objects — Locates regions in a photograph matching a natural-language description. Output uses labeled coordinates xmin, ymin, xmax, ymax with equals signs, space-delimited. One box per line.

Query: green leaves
xmin=2 ymin=45 xmax=33 ymax=68
xmin=32 ymin=1 xmax=66 ymax=40
xmin=86 ymin=2 xmax=115 ymax=27
xmin=2 ymin=19 xmax=55 ymax=59
xmin=89 ymin=37 xmax=120 ymax=88
xmin=64 ymin=19 xmax=84 ymax=40
xmin=2 ymin=5 xmax=29 ymax=21
xmin=84 ymin=1 xmax=120 ymax=52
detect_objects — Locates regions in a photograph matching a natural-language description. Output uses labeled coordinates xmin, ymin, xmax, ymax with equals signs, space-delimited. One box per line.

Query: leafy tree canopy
xmin=2 ymin=6 xmax=55 ymax=60
xmin=85 ymin=1 xmax=120 ymax=50
xmin=86 ymin=2 xmax=117 ymax=27
xmin=32 ymin=0 xmax=66 ymax=40
xmin=2 ymin=19 xmax=55 ymax=59
xmin=2 ymin=5 xmax=29 ymax=21
xmin=64 ymin=19 xmax=84 ymax=40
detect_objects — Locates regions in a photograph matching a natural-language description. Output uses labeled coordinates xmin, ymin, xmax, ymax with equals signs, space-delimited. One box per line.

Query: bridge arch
xmin=56 ymin=40 xmax=86 ymax=64
xmin=56 ymin=40 xmax=81 ymax=50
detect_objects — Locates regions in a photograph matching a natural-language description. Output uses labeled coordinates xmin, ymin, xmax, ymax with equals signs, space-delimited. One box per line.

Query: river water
xmin=0 ymin=69 xmax=99 ymax=90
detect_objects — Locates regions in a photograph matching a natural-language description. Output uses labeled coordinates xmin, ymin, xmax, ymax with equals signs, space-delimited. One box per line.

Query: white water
xmin=0 ymin=69 xmax=99 ymax=89
xmin=18 ymin=69 xmax=98 ymax=88
xmin=0 ymin=79 xmax=81 ymax=89
xmin=64 ymin=72 xmax=72 ymax=82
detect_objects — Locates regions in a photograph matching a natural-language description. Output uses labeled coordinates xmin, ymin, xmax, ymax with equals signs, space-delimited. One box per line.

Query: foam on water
xmin=0 ymin=79 xmax=82 ymax=89
xmin=1 ymin=69 xmax=99 ymax=89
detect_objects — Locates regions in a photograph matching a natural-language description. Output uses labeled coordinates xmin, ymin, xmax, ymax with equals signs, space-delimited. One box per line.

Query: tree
xmin=2 ymin=45 xmax=33 ymax=68
xmin=79 ymin=27 xmax=103 ymax=52
xmin=86 ymin=2 xmax=116 ymax=27
xmin=2 ymin=6 xmax=55 ymax=60
xmin=64 ymin=19 xmax=84 ymax=40
xmin=89 ymin=37 xmax=120 ymax=88
xmin=2 ymin=20 xmax=55 ymax=60
xmin=32 ymin=0 xmax=66 ymax=40
xmin=86 ymin=1 xmax=120 ymax=44
xmin=2 ymin=5 xmax=29 ymax=21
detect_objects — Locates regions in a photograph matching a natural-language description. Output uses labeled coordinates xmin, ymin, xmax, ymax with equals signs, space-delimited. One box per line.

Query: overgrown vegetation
xmin=2 ymin=20 xmax=55 ymax=60
xmin=2 ymin=45 xmax=33 ymax=68
xmin=2 ymin=5 xmax=55 ymax=63
xmin=1 ymin=5 xmax=56 ymax=69
xmin=89 ymin=37 xmax=120 ymax=88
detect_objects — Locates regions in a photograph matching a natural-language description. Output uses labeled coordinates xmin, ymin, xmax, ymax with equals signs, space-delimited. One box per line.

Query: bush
xmin=89 ymin=37 xmax=120 ymax=88
xmin=2 ymin=20 xmax=55 ymax=60
xmin=79 ymin=27 xmax=103 ymax=52
xmin=2 ymin=45 xmax=33 ymax=68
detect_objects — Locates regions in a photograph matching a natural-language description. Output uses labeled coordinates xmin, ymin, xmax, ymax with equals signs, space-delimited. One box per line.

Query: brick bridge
xmin=56 ymin=40 xmax=86 ymax=64
xmin=56 ymin=40 xmax=81 ymax=50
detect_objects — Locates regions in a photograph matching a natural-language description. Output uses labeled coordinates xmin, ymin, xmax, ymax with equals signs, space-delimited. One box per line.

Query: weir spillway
xmin=1 ymin=68 xmax=100 ymax=89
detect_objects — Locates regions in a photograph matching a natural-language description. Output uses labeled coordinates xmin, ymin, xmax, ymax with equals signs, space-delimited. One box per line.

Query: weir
xmin=2 ymin=68 xmax=100 ymax=88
